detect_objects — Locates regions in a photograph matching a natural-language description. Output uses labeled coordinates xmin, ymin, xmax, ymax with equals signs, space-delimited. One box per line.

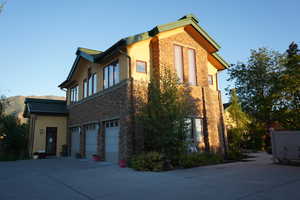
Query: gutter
xmin=118 ymin=49 xmax=136 ymax=155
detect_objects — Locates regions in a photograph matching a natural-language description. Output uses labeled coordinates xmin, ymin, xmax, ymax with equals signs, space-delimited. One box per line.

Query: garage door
xmin=85 ymin=124 xmax=98 ymax=159
xmin=71 ymin=127 xmax=80 ymax=157
xmin=105 ymin=120 xmax=120 ymax=163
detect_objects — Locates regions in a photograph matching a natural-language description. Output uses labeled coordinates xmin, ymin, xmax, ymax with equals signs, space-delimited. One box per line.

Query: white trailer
xmin=271 ymin=131 xmax=300 ymax=163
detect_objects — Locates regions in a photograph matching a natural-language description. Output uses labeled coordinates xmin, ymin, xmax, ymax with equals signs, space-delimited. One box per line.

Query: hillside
xmin=3 ymin=95 xmax=65 ymax=123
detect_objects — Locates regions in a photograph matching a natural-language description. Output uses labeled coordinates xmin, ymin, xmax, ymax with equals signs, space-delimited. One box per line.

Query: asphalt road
xmin=0 ymin=152 xmax=299 ymax=200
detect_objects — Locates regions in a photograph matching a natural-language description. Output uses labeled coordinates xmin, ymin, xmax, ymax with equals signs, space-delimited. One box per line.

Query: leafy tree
xmin=275 ymin=42 xmax=300 ymax=129
xmin=227 ymin=48 xmax=283 ymax=127
xmin=137 ymin=67 xmax=197 ymax=159
xmin=227 ymin=89 xmax=249 ymax=129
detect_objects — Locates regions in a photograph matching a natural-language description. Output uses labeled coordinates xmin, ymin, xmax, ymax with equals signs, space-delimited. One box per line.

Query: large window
xmin=83 ymin=79 xmax=88 ymax=98
xmin=103 ymin=61 xmax=120 ymax=89
xmin=70 ymin=85 xmax=79 ymax=103
xmin=88 ymin=75 xmax=93 ymax=96
xmin=186 ymin=118 xmax=203 ymax=143
xmin=136 ymin=60 xmax=147 ymax=73
xmin=92 ymin=73 xmax=97 ymax=94
xmin=188 ymin=49 xmax=197 ymax=86
xmin=174 ymin=45 xmax=184 ymax=83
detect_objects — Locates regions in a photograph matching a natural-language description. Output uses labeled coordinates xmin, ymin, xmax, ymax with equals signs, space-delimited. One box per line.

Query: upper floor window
xmin=208 ymin=74 xmax=214 ymax=85
xmin=174 ymin=45 xmax=184 ymax=83
xmin=83 ymin=79 xmax=88 ymax=98
xmin=188 ymin=48 xmax=197 ymax=86
xmin=92 ymin=73 xmax=97 ymax=94
xmin=88 ymin=75 xmax=93 ymax=96
xmin=70 ymin=85 xmax=79 ymax=103
xmin=136 ymin=60 xmax=147 ymax=73
xmin=103 ymin=61 xmax=119 ymax=89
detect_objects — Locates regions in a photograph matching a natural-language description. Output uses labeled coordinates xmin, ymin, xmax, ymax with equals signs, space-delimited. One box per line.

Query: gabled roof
xmin=23 ymin=98 xmax=68 ymax=118
xmin=59 ymin=14 xmax=229 ymax=88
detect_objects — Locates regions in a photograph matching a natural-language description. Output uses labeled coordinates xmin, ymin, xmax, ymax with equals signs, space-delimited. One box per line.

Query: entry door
xmin=46 ymin=127 xmax=57 ymax=156
xmin=105 ymin=120 xmax=120 ymax=163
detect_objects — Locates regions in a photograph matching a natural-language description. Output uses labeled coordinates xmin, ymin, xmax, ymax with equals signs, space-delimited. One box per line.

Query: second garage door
xmin=105 ymin=120 xmax=120 ymax=163
xmin=71 ymin=127 xmax=80 ymax=157
xmin=85 ymin=124 xmax=98 ymax=159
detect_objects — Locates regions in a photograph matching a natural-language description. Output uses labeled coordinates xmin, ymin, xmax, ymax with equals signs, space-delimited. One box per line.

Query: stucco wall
xmin=33 ymin=115 xmax=67 ymax=156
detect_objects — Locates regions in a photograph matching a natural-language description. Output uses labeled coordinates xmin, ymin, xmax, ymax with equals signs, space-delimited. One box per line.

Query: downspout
xmin=118 ymin=49 xmax=136 ymax=155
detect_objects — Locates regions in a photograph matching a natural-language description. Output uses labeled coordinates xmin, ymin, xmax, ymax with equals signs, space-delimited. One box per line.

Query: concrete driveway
xmin=0 ymin=152 xmax=299 ymax=200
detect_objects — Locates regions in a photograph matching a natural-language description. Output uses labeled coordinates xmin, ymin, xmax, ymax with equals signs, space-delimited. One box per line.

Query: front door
xmin=46 ymin=127 xmax=57 ymax=156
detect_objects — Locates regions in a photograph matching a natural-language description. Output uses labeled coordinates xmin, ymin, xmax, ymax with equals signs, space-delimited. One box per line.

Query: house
xmin=23 ymin=98 xmax=68 ymax=156
xmin=24 ymin=14 xmax=229 ymax=163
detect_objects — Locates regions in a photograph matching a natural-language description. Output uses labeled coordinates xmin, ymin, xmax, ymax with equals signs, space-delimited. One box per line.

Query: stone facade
xmin=150 ymin=30 xmax=227 ymax=153
xmin=68 ymin=80 xmax=133 ymax=161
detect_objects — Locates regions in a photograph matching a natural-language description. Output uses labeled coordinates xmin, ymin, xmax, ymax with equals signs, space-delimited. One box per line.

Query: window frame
xmin=103 ymin=60 xmax=120 ymax=89
xmin=187 ymin=48 xmax=197 ymax=86
xmin=92 ymin=73 xmax=97 ymax=94
xmin=136 ymin=60 xmax=147 ymax=73
xmin=173 ymin=44 xmax=184 ymax=83
xmin=83 ymin=79 xmax=88 ymax=98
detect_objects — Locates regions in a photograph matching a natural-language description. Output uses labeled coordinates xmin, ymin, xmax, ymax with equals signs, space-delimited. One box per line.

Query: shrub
xmin=130 ymin=152 xmax=165 ymax=172
xmin=178 ymin=152 xmax=224 ymax=169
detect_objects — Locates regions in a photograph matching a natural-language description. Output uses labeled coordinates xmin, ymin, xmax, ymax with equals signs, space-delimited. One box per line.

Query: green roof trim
xmin=212 ymin=52 xmax=230 ymax=69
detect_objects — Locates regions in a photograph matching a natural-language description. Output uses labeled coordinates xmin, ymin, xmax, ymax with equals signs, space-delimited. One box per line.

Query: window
xmin=114 ymin=63 xmax=120 ymax=84
xmin=88 ymin=75 xmax=93 ymax=96
xmin=185 ymin=118 xmax=203 ymax=143
xmin=174 ymin=45 xmax=184 ymax=83
xmin=103 ymin=61 xmax=120 ymax=89
xmin=136 ymin=61 xmax=147 ymax=73
xmin=70 ymin=85 xmax=79 ymax=103
xmin=208 ymin=75 xmax=214 ymax=85
xmin=104 ymin=67 xmax=109 ymax=89
xmin=109 ymin=65 xmax=114 ymax=87
xmin=92 ymin=73 xmax=97 ymax=94
xmin=188 ymin=49 xmax=197 ymax=85
xmin=83 ymin=79 xmax=88 ymax=98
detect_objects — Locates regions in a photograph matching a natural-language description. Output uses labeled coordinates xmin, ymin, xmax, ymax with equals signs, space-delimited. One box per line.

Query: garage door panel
xmin=71 ymin=128 xmax=80 ymax=157
xmin=105 ymin=121 xmax=120 ymax=163
xmin=85 ymin=127 xmax=98 ymax=159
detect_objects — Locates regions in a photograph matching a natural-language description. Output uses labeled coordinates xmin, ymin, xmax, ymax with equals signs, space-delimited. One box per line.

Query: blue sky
xmin=0 ymin=0 xmax=299 ymax=102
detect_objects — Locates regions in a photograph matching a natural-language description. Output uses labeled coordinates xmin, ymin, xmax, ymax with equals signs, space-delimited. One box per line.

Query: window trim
xmin=103 ymin=60 xmax=119 ymax=90
xmin=173 ymin=44 xmax=184 ymax=83
xmin=187 ymin=48 xmax=198 ymax=86
xmin=83 ymin=79 xmax=87 ymax=98
xmin=136 ymin=60 xmax=147 ymax=73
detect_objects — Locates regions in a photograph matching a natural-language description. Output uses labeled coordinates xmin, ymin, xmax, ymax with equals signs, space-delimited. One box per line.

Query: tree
xmin=137 ymin=67 xmax=197 ymax=159
xmin=275 ymin=42 xmax=300 ymax=129
xmin=0 ymin=1 xmax=6 ymax=14
xmin=227 ymin=89 xmax=249 ymax=129
xmin=227 ymin=48 xmax=283 ymax=127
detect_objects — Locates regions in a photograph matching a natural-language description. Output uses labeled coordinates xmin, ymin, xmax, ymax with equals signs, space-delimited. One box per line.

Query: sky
xmin=0 ymin=0 xmax=299 ymax=102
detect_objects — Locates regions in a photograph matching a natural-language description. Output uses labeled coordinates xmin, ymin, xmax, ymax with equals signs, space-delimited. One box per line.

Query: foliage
xmin=227 ymin=89 xmax=250 ymax=129
xmin=129 ymin=152 xmax=165 ymax=172
xmin=137 ymin=67 xmax=197 ymax=160
xmin=129 ymin=152 xmax=224 ymax=171
xmin=228 ymin=43 xmax=300 ymax=131
xmin=227 ymin=48 xmax=283 ymax=127
xmin=178 ymin=152 xmax=224 ymax=168
xmin=0 ymin=114 xmax=28 ymax=160
xmin=273 ymin=42 xmax=300 ymax=130
xmin=227 ymin=128 xmax=245 ymax=158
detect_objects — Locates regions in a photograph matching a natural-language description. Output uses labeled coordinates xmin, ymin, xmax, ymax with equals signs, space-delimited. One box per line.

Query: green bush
xmin=178 ymin=152 xmax=224 ymax=169
xmin=130 ymin=152 xmax=165 ymax=172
